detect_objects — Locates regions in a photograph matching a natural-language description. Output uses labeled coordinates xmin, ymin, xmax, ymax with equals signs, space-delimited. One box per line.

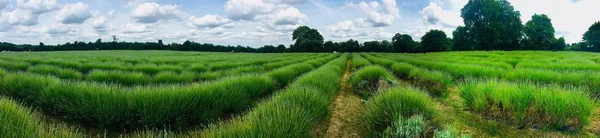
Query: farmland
xmin=0 ymin=50 xmax=599 ymax=137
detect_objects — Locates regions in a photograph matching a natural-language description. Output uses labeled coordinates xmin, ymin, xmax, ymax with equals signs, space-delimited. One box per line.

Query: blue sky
xmin=1 ymin=0 xmax=599 ymax=47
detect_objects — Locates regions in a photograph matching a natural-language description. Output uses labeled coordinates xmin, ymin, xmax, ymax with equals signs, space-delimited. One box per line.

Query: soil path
xmin=323 ymin=59 xmax=365 ymax=138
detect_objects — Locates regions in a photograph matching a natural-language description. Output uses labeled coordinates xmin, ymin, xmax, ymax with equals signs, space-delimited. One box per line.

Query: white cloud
xmin=224 ymin=0 xmax=277 ymax=21
xmin=41 ymin=24 xmax=74 ymax=36
xmin=120 ymin=23 xmax=153 ymax=34
xmin=421 ymin=2 xmax=462 ymax=28
xmin=265 ymin=0 xmax=307 ymax=5
xmin=189 ymin=14 xmax=233 ymax=29
xmin=0 ymin=9 xmax=38 ymax=26
xmin=56 ymin=2 xmax=92 ymax=24
xmin=347 ymin=0 xmax=400 ymax=27
xmin=326 ymin=18 xmax=393 ymax=41
xmin=131 ymin=2 xmax=188 ymax=23
xmin=271 ymin=7 xmax=307 ymax=25
xmin=16 ymin=0 xmax=57 ymax=14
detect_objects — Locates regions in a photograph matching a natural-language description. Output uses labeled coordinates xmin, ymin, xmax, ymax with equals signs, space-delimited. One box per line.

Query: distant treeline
xmin=2 ymin=0 xmax=600 ymax=53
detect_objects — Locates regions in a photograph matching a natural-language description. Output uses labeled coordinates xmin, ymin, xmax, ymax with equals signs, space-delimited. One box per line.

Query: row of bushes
xmin=364 ymin=54 xmax=453 ymax=97
xmin=376 ymin=53 xmax=600 ymax=97
xmin=0 ymin=54 xmax=337 ymax=132
xmin=346 ymin=65 xmax=462 ymax=137
xmin=351 ymin=54 xmax=371 ymax=69
xmin=459 ymin=80 xmax=596 ymax=130
xmin=199 ymin=55 xmax=348 ymax=137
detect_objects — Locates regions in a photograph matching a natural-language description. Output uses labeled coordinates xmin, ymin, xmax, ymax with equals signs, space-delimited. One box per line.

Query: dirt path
xmin=322 ymin=59 xmax=365 ymax=138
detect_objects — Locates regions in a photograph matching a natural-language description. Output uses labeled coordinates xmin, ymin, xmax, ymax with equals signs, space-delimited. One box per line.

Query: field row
xmin=363 ymin=53 xmax=597 ymax=133
xmin=0 ymin=53 xmax=342 ymax=137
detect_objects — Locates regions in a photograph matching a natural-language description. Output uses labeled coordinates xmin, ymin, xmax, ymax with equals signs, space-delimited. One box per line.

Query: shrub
xmin=390 ymin=62 xmax=417 ymax=78
xmin=200 ymin=56 xmax=347 ymax=137
xmin=459 ymin=80 xmax=595 ymax=130
xmin=363 ymin=86 xmax=437 ymax=137
xmin=131 ymin=64 xmax=160 ymax=74
xmin=352 ymin=54 xmax=371 ymax=69
xmin=189 ymin=63 xmax=209 ymax=72
xmin=267 ymin=63 xmax=315 ymax=87
xmin=27 ymin=65 xmax=83 ymax=80
xmin=153 ymin=71 xmax=195 ymax=84
xmin=87 ymin=70 xmax=150 ymax=86
xmin=350 ymin=65 xmax=397 ymax=97
xmin=0 ymin=97 xmax=80 ymax=137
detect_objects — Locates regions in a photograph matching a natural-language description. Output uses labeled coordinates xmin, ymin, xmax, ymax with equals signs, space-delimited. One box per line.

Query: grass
xmin=267 ymin=63 xmax=316 ymax=87
xmin=27 ymin=64 xmax=83 ymax=80
xmin=87 ymin=69 xmax=150 ymax=86
xmin=458 ymin=79 xmax=596 ymax=131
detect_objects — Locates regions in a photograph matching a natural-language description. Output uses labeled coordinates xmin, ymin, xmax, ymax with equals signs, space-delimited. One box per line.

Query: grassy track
xmin=324 ymin=59 xmax=365 ymax=138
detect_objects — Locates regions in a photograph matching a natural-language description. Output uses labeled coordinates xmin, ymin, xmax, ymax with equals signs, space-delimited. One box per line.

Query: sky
xmin=0 ymin=0 xmax=599 ymax=47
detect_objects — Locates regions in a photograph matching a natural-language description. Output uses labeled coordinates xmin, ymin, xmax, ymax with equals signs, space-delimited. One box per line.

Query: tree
xmin=392 ymin=33 xmax=418 ymax=53
xmin=421 ymin=30 xmax=451 ymax=52
xmin=461 ymin=0 xmax=523 ymax=50
xmin=452 ymin=26 xmax=471 ymax=51
xmin=523 ymin=14 xmax=555 ymax=50
xmin=276 ymin=44 xmax=286 ymax=53
xmin=553 ymin=37 xmax=566 ymax=51
xmin=323 ymin=41 xmax=336 ymax=52
xmin=583 ymin=21 xmax=600 ymax=52
xmin=292 ymin=26 xmax=324 ymax=52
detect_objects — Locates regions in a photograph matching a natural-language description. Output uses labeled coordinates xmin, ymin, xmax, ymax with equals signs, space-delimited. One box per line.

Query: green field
xmin=0 ymin=51 xmax=598 ymax=137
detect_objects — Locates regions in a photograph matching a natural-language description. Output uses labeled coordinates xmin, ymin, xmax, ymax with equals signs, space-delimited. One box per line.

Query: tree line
xmin=1 ymin=0 xmax=600 ymax=53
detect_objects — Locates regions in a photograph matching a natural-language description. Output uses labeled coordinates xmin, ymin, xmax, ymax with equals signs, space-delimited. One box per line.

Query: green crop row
xmin=459 ymin=80 xmax=596 ymax=130
xmin=0 ymin=97 xmax=81 ymax=138
xmin=351 ymin=54 xmax=371 ymax=69
xmin=199 ymin=55 xmax=348 ymax=137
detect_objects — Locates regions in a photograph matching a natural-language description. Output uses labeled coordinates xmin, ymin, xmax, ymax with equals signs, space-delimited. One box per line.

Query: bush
xmin=201 ymin=56 xmax=347 ymax=137
xmin=268 ymin=63 xmax=315 ymax=87
xmin=363 ymin=86 xmax=437 ymax=137
xmin=350 ymin=65 xmax=397 ymax=97
xmin=352 ymin=54 xmax=371 ymax=69
xmin=87 ymin=70 xmax=150 ymax=86
xmin=153 ymin=71 xmax=195 ymax=84
xmin=27 ymin=65 xmax=83 ymax=80
xmin=459 ymin=80 xmax=595 ymax=130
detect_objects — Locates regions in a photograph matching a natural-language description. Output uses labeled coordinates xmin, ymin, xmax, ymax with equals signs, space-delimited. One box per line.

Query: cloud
xmin=421 ymin=2 xmax=462 ymax=28
xmin=131 ymin=2 xmax=188 ymax=23
xmin=16 ymin=0 xmax=57 ymax=14
xmin=189 ymin=14 xmax=233 ymax=29
xmin=265 ymin=0 xmax=307 ymax=5
xmin=347 ymin=0 xmax=400 ymax=27
xmin=271 ymin=7 xmax=307 ymax=25
xmin=224 ymin=0 xmax=277 ymax=21
xmin=120 ymin=23 xmax=153 ymax=34
xmin=325 ymin=18 xmax=393 ymax=41
xmin=0 ymin=9 xmax=38 ymax=26
xmin=41 ymin=24 xmax=74 ymax=36
xmin=56 ymin=2 xmax=92 ymax=24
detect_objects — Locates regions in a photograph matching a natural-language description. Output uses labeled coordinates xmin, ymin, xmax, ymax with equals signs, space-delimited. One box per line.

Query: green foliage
xmin=392 ymin=33 xmax=420 ymax=53
xmin=381 ymin=115 xmax=427 ymax=138
xmin=352 ymin=54 xmax=371 ymax=69
xmin=363 ymin=86 xmax=437 ymax=137
xmin=523 ymin=14 xmax=556 ymax=50
xmin=87 ymin=70 xmax=149 ymax=86
xmin=201 ymin=56 xmax=347 ymax=137
xmin=0 ymin=97 xmax=81 ymax=137
xmin=27 ymin=65 xmax=83 ymax=80
xmin=152 ymin=71 xmax=195 ymax=83
xmin=350 ymin=65 xmax=397 ymax=97
xmin=291 ymin=26 xmax=324 ymax=52
xmin=583 ymin=21 xmax=600 ymax=52
xmin=421 ymin=29 xmax=451 ymax=52
xmin=459 ymin=80 xmax=595 ymax=130
xmin=460 ymin=0 xmax=523 ymax=50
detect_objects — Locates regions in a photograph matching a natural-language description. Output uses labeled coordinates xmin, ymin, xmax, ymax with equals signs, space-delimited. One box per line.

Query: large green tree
xmin=421 ymin=30 xmax=451 ymax=52
xmin=523 ymin=14 xmax=555 ymax=50
xmin=583 ymin=22 xmax=600 ymax=52
xmin=292 ymin=26 xmax=324 ymax=52
xmin=392 ymin=33 xmax=418 ymax=53
xmin=452 ymin=26 xmax=471 ymax=51
xmin=461 ymin=0 xmax=523 ymax=50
